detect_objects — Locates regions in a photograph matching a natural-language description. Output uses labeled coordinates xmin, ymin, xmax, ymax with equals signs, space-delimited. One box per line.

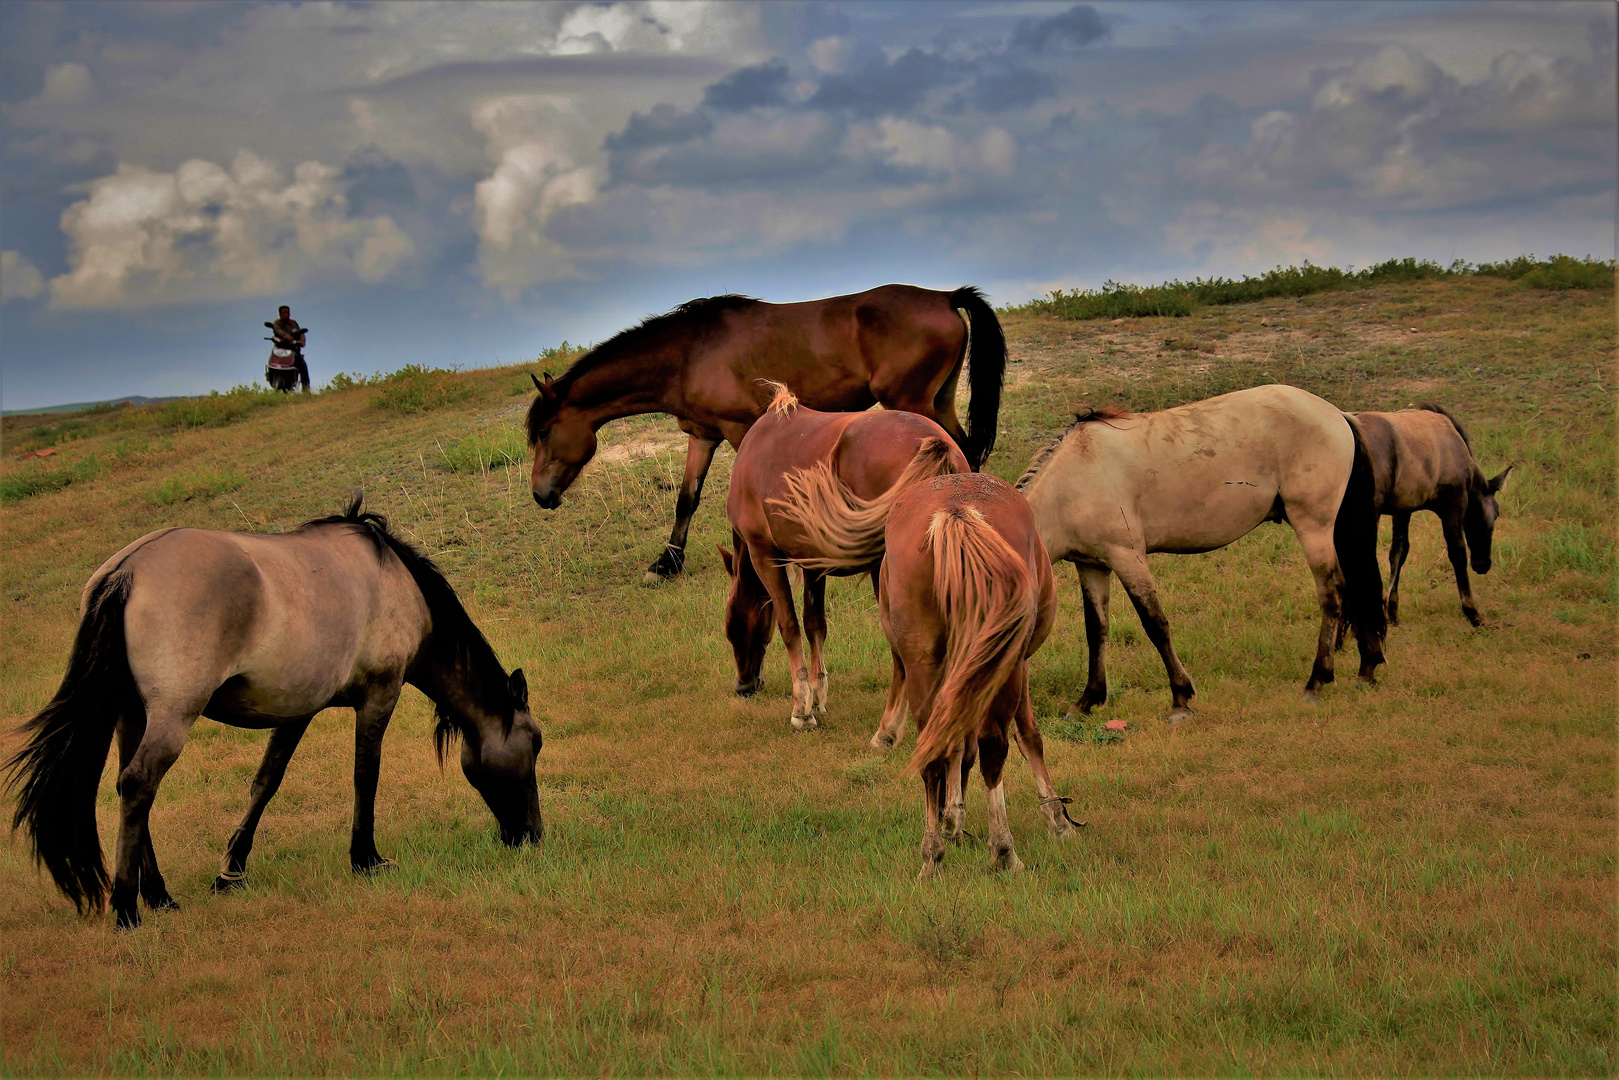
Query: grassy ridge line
xmin=1008 ymin=254 xmax=1616 ymax=321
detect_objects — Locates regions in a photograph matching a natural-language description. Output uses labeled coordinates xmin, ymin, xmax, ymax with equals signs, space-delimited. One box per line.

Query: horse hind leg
xmin=870 ymin=648 xmax=908 ymax=748
xmin=802 ymin=570 xmax=830 ymax=718
xmin=215 ymin=717 xmax=314 ymax=891
xmin=1292 ymin=523 xmax=1346 ymax=695
xmin=1386 ymin=511 xmax=1413 ymax=626
xmin=978 ymin=721 xmax=1023 ymax=872
xmin=112 ymin=711 xmax=195 ymax=929
xmin=749 ymin=544 xmax=815 ymax=730
xmin=1110 ymin=552 xmax=1195 ymax=723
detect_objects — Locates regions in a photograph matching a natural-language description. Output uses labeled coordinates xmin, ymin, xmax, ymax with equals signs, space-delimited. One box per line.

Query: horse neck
xmin=562 ymin=342 xmax=685 ymax=429
xmin=413 ymin=640 xmax=505 ymax=731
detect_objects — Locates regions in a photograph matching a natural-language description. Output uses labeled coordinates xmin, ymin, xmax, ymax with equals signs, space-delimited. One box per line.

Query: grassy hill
xmin=0 ymin=271 xmax=1613 ymax=1074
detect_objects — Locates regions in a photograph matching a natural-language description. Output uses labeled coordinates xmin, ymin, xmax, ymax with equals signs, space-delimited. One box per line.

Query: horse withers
xmin=1018 ymin=385 xmax=1387 ymax=723
xmin=1350 ymin=404 xmax=1511 ymax=628
xmin=882 ymin=473 xmax=1078 ymax=878
xmin=4 ymin=497 xmax=542 ymax=930
xmin=720 ymin=383 xmax=969 ymax=730
xmin=526 ymin=284 xmax=1005 ymax=584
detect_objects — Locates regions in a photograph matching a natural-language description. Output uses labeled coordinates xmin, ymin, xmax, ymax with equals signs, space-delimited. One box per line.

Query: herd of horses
xmin=4 ymin=284 xmax=1511 ymax=925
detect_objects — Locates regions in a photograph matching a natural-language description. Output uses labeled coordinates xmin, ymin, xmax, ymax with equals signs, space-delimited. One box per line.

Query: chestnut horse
xmin=882 ymin=473 xmax=1078 ymax=878
xmin=1350 ymin=404 xmax=1512 ymax=628
xmin=1018 ymin=385 xmax=1387 ymax=723
xmin=720 ymin=384 xmax=969 ymax=730
xmin=527 ymin=285 xmax=1005 ymax=583
xmin=4 ymin=498 xmax=542 ymax=930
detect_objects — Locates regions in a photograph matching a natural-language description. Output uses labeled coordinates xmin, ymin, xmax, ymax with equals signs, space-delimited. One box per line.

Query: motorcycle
xmin=263 ymin=323 xmax=307 ymax=393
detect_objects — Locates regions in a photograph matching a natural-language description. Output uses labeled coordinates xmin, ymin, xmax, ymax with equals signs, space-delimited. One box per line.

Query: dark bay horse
xmin=1017 ymin=385 xmax=1387 ymax=723
xmin=526 ymin=284 xmax=1005 ymax=583
xmin=881 ymin=473 xmax=1076 ymax=878
xmin=4 ymin=498 xmax=542 ymax=929
xmin=720 ymin=383 xmax=968 ymax=730
xmin=1350 ymin=404 xmax=1511 ymax=627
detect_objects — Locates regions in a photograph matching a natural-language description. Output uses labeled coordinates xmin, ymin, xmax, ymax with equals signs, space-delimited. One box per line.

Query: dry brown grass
xmin=0 ymin=274 xmax=1613 ymax=1074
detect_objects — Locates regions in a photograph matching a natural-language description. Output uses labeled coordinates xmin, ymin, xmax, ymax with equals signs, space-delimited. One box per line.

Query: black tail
xmin=950 ymin=286 xmax=1006 ymax=470
xmin=3 ymin=572 xmax=140 ymax=914
xmin=1335 ymin=417 xmax=1387 ymax=674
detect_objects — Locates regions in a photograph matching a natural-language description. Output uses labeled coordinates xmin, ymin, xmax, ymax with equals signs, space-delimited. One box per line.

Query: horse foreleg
xmin=644 ymin=434 xmax=721 ymax=585
xmin=1440 ymin=504 xmax=1481 ymax=626
xmin=1386 ymin=511 xmax=1413 ymax=626
xmin=750 ymin=546 xmax=815 ymax=730
xmin=350 ymin=691 xmax=401 ymax=873
xmin=802 ymin=570 xmax=830 ymax=718
xmin=112 ymin=712 xmax=193 ymax=930
xmin=214 ymin=717 xmax=314 ymax=892
xmin=1112 ymin=552 xmax=1195 ymax=723
xmin=1072 ymin=562 xmax=1111 ymax=717
xmin=1010 ymin=670 xmax=1079 ymax=838
xmin=918 ymin=758 xmax=948 ymax=878
xmin=871 ymin=648 xmax=908 ymax=748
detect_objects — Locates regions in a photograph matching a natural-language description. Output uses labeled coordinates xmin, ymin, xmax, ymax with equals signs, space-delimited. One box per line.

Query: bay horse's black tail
xmin=1335 ymin=416 xmax=1388 ymax=675
xmin=950 ymin=286 xmax=1006 ymax=470
xmin=3 ymin=571 xmax=139 ymax=914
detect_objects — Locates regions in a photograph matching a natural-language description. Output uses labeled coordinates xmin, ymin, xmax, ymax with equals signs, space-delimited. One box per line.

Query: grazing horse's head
xmin=718 ymin=543 xmax=773 ymax=697
xmin=445 ymin=668 xmax=545 ymax=846
xmin=527 ymin=373 xmax=596 ymax=510
xmin=1463 ymin=465 xmax=1513 ymax=574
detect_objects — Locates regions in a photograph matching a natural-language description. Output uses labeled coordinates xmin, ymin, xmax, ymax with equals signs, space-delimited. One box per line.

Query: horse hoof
xmin=114 ymin=908 xmax=141 ymax=931
xmin=917 ymin=862 xmax=940 ymax=880
xmin=353 ymin=857 xmax=397 ymax=876
xmin=789 ymin=714 xmax=817 ymax=731
xmin=641 ymin=571 xmax=666 ymax=587
xmin=212 ymin=875 xmax=247 ymax=893
xmin=1166 ymin=708 xmax=1192 ymax=726
xmin=145 ymin=895 xmax=180 ymax=912
xmin=991 ymin=850 xmax=1025 ymax=873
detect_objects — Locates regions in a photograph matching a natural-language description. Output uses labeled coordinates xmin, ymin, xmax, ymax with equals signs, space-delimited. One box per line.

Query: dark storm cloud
xmin=1008 ymin=5 xmax=1109 ymax=53
xmin=702 ymin=59 xmax=792 ymax=111
xmin=606 ymin=103 xmax=715 ymax=153
xmin=955 ymin=63 xmax=1055 ymax=112
xmin=808 ymin=48 xmax=971 ymax=117
xmin=342 ymin=150 xmax=418 ymax=216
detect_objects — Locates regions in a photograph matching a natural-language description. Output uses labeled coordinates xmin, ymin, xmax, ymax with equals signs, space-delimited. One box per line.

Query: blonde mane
xmin=757 ymin=379 xmax=799 ymax=417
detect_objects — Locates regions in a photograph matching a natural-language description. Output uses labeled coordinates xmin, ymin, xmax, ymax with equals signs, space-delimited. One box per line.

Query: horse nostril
xmin=532 ymin=490 xmax=542 ymax=506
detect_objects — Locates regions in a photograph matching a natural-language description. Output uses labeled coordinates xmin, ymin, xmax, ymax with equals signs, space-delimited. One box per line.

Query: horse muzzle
xmin=734 ymin=675 xmax=764 ymax=697
xmin=532 ymin=489 xmax=562 ymax=510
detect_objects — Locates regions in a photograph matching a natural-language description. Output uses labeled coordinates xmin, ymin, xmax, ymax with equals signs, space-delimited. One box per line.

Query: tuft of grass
xmin=372 ymin=365 xmax=475 ymax=413
xmin=146 ymin=468 xmax=247 ymax=506
xmin=437 ymin=428 xmax=529 ymax=473
xmin=1013 ymin=255 xmax=1614 ymax=321
xmin=0 ymin=455 xmax=105 ymax=504
xmin=1052 ymin=712 xmax=1126 ymax=745
xmin=151 ymin=386 xmax=288 ymax=431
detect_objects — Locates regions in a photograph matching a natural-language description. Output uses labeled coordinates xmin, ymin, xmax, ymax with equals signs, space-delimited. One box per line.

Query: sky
xmin=0 ymin=1 xmax=1613 ymax=411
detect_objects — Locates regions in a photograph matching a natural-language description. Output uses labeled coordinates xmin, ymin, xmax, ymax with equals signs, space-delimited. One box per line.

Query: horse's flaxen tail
xmin=950 ymin=287 xmax=1006 ymax=470
xmin=1335 ymin=416 xmax=1388 ymax=672
xmin=3 ymin=571 xmax=140 ymax=914
xmin=906 ymin=507 xmax=1037 ymax=777
xmin=769 ymin=437 xmax=961 ymax=571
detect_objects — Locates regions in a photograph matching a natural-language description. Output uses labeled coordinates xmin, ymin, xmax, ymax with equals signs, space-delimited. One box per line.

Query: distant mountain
xmin=1 ymin=394 xmax=185 ymax=418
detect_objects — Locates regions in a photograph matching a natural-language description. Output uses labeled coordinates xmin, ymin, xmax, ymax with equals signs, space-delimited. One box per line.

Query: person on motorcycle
xmin=269 ymin=305 xmax=311 ymax=392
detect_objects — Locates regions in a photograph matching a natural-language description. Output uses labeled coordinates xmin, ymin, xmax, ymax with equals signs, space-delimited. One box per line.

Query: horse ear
xmin=530 ymin=372 xmax=544 ymax=393
xmin=509 ymin=669 xmax=529 ymax=708
xmin=717 ymin=545 xmax=735 ymax=577
xmin=1487 ymin=464 xmax=1513 ymax=494
xmin=542 ymin=372 xmax=557 ymax=399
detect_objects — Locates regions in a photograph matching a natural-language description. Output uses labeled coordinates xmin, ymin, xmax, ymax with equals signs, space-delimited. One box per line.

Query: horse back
xmin=115 ymin=526 xmax=428 ymax=718
xmin=1353 ymin=408 xmax=1473 ymax=512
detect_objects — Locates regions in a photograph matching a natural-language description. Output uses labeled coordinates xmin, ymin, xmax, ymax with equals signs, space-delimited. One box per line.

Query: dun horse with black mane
xmin=526 ymin=285 xmax=1005 ymax=583
xmin=4 ymin=497 xmax=543 ymax=929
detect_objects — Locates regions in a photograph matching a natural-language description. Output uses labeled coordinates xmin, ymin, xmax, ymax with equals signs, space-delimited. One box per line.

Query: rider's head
xmin=278 ymin=305 xmax=290 ymax=317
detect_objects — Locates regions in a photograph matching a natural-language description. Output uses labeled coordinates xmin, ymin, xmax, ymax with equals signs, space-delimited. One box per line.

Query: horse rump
xmin=3 ymin=571 xmax=141 ymax=913
xmin=1335 ymin=415 xmax=1388 ymax=674
xmin=906 ymin=506 xmax=1037 ymax=775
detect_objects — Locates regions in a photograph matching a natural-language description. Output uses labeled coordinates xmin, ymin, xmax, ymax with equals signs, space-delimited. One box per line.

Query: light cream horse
xmin=1017 ymin=384 xmax=1386 ymax=722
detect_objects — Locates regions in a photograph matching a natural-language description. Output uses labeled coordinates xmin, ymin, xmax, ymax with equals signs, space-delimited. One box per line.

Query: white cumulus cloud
xmin=49 ymin=151 xmax=414 ymax=309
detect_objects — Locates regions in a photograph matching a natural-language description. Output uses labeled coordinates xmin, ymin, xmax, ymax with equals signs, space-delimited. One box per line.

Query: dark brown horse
xmin=881 ymin=473 xmax=1077 ymax=878
xmin=1350 ymin=404 xmax=1512 ymax=627
xmin=719 ymin=383 xmax=968 ymax=730
xmin=526 ymin=285 xmax=1005 ymax=583
xmin=4 ymin=498 xmax=542 ymax=929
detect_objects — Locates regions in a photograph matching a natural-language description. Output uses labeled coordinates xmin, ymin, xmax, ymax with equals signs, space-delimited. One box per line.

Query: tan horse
xmin=1351 ymin=404 xmax=1512 ymax=627
xmin=4 ymin=499 xmax=542 ymax=930
xmin=881 ymin=473 xmax=1078 ymax=878
xmin=720 ymin=384 xmax=968 ymax=730
xmin=1018 ymin=385 xmax=1387 ymax=722
xmin=527 ymin=285 xmax=1004 ymax=583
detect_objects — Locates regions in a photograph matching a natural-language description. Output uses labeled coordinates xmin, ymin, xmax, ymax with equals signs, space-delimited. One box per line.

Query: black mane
xmin=298 ymin=494 xmax=513 ymax=760
xmin=1016 ymin=405 xmax=1133 ymax=490
xmin=525 ymin=294 xmax=759 ymax=444
xmin=1419 ymin=402 xmax=1472 ymax=451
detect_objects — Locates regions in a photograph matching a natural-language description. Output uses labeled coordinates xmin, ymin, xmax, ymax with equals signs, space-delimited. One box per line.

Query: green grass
xmin=436 ymin=427 xmax=529 ymax=474
xmin=146 ymin=468 xmax=247 ymax=506
xmin=372 ymin=365 xmax=476 ymax=413
xmin=1012 ymin=255 xmax=1614 ymax=321
xmin=0 ymin=455 xmax=106 ymax=504
xmin=0 ymin=269 xmax=1612 ymax=1075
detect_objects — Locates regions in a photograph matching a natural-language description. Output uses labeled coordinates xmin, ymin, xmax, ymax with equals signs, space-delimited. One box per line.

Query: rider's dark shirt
xmin=272 ymin=316 xmax=305 ymax=348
